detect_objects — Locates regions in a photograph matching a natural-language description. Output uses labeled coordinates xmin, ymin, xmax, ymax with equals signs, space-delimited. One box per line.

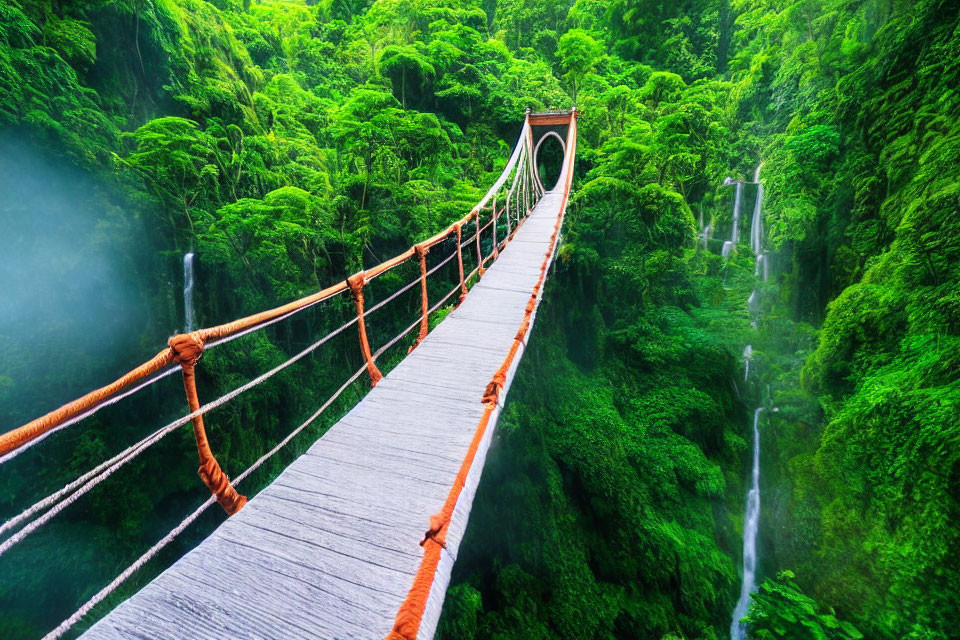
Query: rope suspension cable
xmin=386 ymin=107 xmax=578 ymax=640
xmin=0 ymin=288 xmax=355 ymax=469
xmin=0 ymin=121 xmax=532 ymax=463
xmin=0 ymin=161 xmax=524 ymax=553
xmin=39 ymin=250 xmax=480 ymax=639
xmin=42 ymin=359 xmax=372 ymax=640
xmin=0 ymin=307 xmax=364 ymax=556
xmin=505 ymin=147 xmax=524 ymax=243
xmin=0 ymin=238 xmax=469 ymax=553
xmin=3 ymin=116 xmax=543 ymax=638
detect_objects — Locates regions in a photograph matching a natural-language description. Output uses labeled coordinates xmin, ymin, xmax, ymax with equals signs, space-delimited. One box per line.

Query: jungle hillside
xmin=1 ymin=0 xmax=958 ymax=639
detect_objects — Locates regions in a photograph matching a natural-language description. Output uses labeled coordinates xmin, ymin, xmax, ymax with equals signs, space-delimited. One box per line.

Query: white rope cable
xmin=0 ymin=312 xmax=362 ymax=557
xmin=37 ymin=145 xmax=546 ymax=638
xmin=5 ymin=123 xmax=533 ymax=466
xmin=373 ymin=280 xmax=464 ymax=359
xmin=0 ymin=366 xmax=180 ymax=466
xmin=41 ymin=494 xmax=217 ymax=640
xmin=22 ymin=120 xmax=542 ymax=640
xmin=471 ymin=120 xmax=530 ymax=214
xmin=1 ymin=242 xmax=469 ymax=554
xmin=0 ymin=290 xmax=348 ymax=468
xmin=40 ymin=358 xmax=364 ymax=640
xmin=506 ymin=146 xmax=525 ymax=225
xmin=2 ymin=242 xmax=466 ymax=550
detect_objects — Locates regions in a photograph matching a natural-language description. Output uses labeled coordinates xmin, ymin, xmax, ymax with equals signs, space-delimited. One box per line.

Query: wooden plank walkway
xmin=82 ymin=185 xmax=568 ymax=640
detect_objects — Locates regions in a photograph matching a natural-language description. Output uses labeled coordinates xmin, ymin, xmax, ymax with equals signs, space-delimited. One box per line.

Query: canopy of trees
xmin=1 ymin=1 xmax=957 ymax=639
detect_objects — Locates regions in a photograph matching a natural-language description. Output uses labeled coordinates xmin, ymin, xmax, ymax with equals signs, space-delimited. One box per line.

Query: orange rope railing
xmin=0 ymin=112 xmax=542 ymax=518
xmin=0 ymin=107 xmax=576 ymax=640
xmin=386 ymin=107 xmax=577 ymax=640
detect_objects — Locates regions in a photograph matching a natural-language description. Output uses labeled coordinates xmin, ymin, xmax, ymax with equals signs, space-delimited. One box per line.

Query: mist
xmin=0 ymin=135 xmax=167 ymax=429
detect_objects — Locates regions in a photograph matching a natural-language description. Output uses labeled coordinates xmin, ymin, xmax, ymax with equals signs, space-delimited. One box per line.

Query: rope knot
xmin=482 ymin=372 xmax=506 ymax=405
xmin=168 ymin=332 xmax=205 ymax=369
xmin=198 ymin=457 xmax=247 ymax=515
xmin=346 ymin=271 xmax=366 ymax=299
xmin=420 ymin=513 xmax=447 ymax=548
xmin=414 ymin=243 xmax=430 ymax=259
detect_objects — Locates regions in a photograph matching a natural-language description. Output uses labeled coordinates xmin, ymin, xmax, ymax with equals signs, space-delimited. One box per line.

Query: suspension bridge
xmin=0 ymin=109 xmax=578 ymax=639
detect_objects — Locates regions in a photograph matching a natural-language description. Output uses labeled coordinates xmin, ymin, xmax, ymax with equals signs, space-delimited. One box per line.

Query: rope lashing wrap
xmin=474 ymin=211 xmax=485 ymax=276
xmin=168 ymin=332 xmax=247 ymax=515
xmin=491 ymin=196 xmax=499 ymax=261
xmin=347 ymin=272 xmax=384 ymax=386
xmin=386 ymin=107 xmax=577 ymax=640
xmin=482 ymin=372 xmax=506 ymax=406
xmin=455 ymin=222 xmax=467 ymax=305
xmin=408 ymin=243 xmax=431 ymax=353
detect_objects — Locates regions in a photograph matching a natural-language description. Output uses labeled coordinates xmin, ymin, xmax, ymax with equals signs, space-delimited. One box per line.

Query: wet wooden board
xmin=82 ymin=187 xmax=568 ymax=640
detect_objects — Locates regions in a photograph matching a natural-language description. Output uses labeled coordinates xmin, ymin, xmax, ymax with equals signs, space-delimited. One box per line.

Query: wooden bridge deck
xmin=82 ymin=186 xmax=568 ymax=640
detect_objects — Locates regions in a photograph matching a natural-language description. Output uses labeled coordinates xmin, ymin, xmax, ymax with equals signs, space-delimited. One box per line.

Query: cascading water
xmin=747 ymin=290 xmax=760 ymax=314
xmin=699 ymin=207 xmax=711 ymax=249
xmin=749 ymin=166 xmax=763 ymax=256
xmin=731 ymin=163 xmax=766 ymax=638
xmin=731 ymin=181 xmax=743 ymax=247
xmin=183 ymin=252 xmax=196 ymax=332
xmin=720 ymin=180 xmax=744 ymax=259
xmin=731 ymin=407 xmax=764 ymax=640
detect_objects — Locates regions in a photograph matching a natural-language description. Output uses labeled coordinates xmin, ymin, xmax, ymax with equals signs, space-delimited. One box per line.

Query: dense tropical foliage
xmin=0 ymin=0 xmax=957 ymax=638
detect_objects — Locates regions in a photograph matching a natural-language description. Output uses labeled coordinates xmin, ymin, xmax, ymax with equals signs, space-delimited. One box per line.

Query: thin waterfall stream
xmin=731 ymin=163 xmax=766 ymax=638
xmin=183 ymin=252 xmax=196 ymax=332
xmin=731 ymin=407 xmax=763 ymax=640
xmin=721 ymin=179 xmax=743 ymax=259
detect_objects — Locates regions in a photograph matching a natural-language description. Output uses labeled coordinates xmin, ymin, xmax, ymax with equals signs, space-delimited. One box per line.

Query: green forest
xmin=0 ymin=0 xmax=958 ymax=638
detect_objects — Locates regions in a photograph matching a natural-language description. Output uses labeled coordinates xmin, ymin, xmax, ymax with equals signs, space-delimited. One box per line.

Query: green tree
xmin=557 ymin=28 xmax=602 ymax=104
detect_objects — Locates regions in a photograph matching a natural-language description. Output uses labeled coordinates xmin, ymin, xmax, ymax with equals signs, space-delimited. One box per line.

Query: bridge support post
xmin=455 ymin=223 xmax=467 ymax=305
xmin=168 ymin=332 xmax=247 ymax=516
xmin=491 ymin=196 xmax=499 ymax=260
xmin=347 ymin=272 xmax=384 ymax=386
xmin=474 ymin=211 xmax=485 ymax=276
xmin=409 ymin=244 xmax=430 ymax=353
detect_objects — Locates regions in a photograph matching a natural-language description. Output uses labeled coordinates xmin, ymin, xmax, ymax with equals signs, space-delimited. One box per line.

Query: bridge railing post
xmin=455 ymin=222 xmax=467 ymax=305
xmin=168 ymin=332 xmax=247 ymax=516
xmin=474 ymin=211 xmax=484 ymax=276
xmin=408 ymin=243 xmax=431 ymax=352
xmin=491 ymin=196 xmax=499 ymax=260
xmin=505 ymin=194 xmax=511 ymax=239
xmin=346 ymin=272 xmax=383 ymax=386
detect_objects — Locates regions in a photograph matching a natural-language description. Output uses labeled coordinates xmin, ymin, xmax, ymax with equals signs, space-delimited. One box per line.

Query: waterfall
xmin=731 ymin=182 xmax=743 ymax=246
xmin=750 ymin=164 xmax=767 ymax=279
xmin=731 ymin=407 xmax=764 ymax=640
xmin=750 ymin=183 xmax=763 ymax=256
xmin=754 ymin=254 xmax=770 ymax=282
xmin=719 ymin=178 xmax=742 ymax=259
xmin=731 ymin=161 xmax=768 ymax=639
xmin=183 ymin=252 xmax=196 ymax=332
xmin=699 ymin=207 xmax=711 ymax=249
